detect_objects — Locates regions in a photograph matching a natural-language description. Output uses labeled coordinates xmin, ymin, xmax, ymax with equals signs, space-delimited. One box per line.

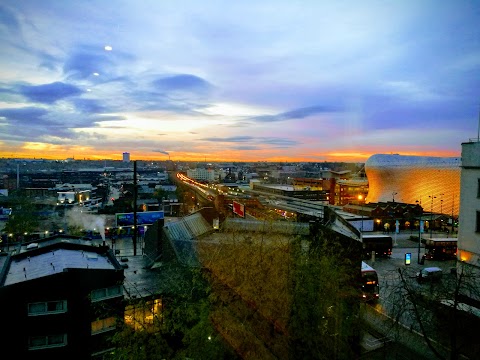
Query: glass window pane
xmin=47 ymin=301 xmax=64 ymax=312
xmin=48 ymin=334 xmax=64 ymax=345
xmin=92 ymin=288 xmax=107 ymax=300
xmin=28 ymin=303 xmax=46 ymax=314
xmin=29 ymin=336 xmax=47 ymax=347
xmin=108 ymin=285 xmax=121 ymax=296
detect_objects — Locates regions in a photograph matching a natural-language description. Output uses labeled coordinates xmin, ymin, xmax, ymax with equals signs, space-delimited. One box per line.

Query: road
xmin=361 ymin=231 xmax=459 ymax=359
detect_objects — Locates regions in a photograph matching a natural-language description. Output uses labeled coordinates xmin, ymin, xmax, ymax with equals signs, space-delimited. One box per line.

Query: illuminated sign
xmin=116 ymin=211 xmax=164 ymax=227
xmin=232 ymin=201 xmax=245 ymax=218
xmin=405 ymin=252 xmax=411 ymax=265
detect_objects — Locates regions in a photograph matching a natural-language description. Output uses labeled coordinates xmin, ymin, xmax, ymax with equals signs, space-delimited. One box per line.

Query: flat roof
xmin=361 ymin=234 xmax=392 ymax=238
xmin=423 ymin=237 xmax=457 ymax=242
xmin=4 ymin=248 xmax=116 ymax=286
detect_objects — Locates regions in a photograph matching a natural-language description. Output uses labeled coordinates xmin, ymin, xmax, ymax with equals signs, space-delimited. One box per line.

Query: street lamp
xmin=358 ymin=194 xmax=364 ymax=232
xmin=429 ymin=195 xmax=436 ymax=238
xmin=416 ymin=199 xmax=423 ymax=263
xmin=451 ymin=193 xmax=456 ymax=234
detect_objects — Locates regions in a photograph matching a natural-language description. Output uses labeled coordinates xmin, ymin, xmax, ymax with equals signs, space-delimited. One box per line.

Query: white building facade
xmin=186 ymin=168 xmax=216 ymax=182
xmin=457 ymin=140 xmax=480 ymax=268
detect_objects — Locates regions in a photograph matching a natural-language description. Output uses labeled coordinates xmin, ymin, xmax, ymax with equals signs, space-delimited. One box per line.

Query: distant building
xmin=365 ymin=154 xmax=461 ymax=215
xmin=186 ymin=168 xmax=216 ymax=182
xmin=122 ymin=152 xmax=130 ymax=163
xmin=0 ymin=237 xmax=125 ymax=359
xmin=457 ymin=140 xmax=480 ymax=269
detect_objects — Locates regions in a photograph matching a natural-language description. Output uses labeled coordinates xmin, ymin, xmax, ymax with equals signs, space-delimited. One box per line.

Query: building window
xmin=477 ymin=179 xmax=480 ymax=198
xmin=91 ymin=285 xmax=123 ymax=302
xmin=91 ymin=317 xmax=117 ymax=334
xmin=476 ymin=211 xmax=480 ymax=233
xmin=28 ymin=334 xmax=67 ymax=350
xmin=28 ymin=300 xmax=67 ymax=316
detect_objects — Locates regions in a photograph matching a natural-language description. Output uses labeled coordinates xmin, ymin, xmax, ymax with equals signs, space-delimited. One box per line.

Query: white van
xmin=416 ymin=267 xmax=443 ymax=283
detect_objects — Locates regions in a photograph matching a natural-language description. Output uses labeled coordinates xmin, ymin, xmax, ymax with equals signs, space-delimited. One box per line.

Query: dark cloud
xmin=19 ymin=82 xmax=83 ymax=104
xmin=152 ymin=74 xmax=213 ymax=94
xmin=200 ymin=135 xmax=253 ymax=142
xmin=0 ymin=106 xmax=76 ymax=141
xmin=38 ymin=52 xmax=61 ymax=72
xmin=261 ymin=138 xmax=299 ymax=146
xmin=231 ymin=145 xmax=261 ymax=150
xmin=63 ymin=48 xmax=114 ymax=80
xmin=0 ymin=106 xmax=49 ymax=124
xmin=90 ymin=114 xmax=127 ymax=122
xmin=251 ymin=105 xmax=334 ymax=122
xmin=199 ymin=135 xmax=299 ymax=148
xmin=0 ymin=5 xmax=20 ymax=33
xmin=72 ymin=98 xmax=106 ymax=113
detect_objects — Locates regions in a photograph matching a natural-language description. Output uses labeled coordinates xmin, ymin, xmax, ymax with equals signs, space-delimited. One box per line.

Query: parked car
xmin=416 ymin=266 xmax=443 ymax=283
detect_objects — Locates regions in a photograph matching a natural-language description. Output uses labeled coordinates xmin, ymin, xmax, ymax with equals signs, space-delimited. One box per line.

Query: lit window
xmin=91 ymin=285 xmax=123 ymax=302
xmin=28 ymin=334 xmax=67 ymax=350
xmin=91 ymin=317 xmax=117 ymax=334
xmin=28 ymin=300 xmax=67 ymax=316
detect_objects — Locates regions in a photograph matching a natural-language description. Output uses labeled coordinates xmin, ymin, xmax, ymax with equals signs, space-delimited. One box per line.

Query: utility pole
xmin=133 ymin=160 xmax=137 ymax=256
xmin=416 ymin=200 xmax=423 ymax=263
xmin=429 ymin=195 xmax=436 ymax=238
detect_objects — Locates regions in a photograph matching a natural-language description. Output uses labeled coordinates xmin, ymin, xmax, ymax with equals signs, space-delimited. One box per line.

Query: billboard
xmin=116 ymin=211 xmax=164 ymax=227
xmin=232 ymin=201 xmax=245 ymax=218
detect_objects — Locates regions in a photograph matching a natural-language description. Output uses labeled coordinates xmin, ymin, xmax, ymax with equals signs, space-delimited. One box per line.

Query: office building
xmin=457 ymin=140 xmax=480 ymax=268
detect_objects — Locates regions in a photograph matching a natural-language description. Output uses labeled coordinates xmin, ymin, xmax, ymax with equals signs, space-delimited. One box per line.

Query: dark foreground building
xmin=0 ymin=236 xmax=125 ymax=359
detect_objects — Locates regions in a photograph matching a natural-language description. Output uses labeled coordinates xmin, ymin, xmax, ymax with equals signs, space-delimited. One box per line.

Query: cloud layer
xmin=0 ymin=1 xmax=478 ymax=162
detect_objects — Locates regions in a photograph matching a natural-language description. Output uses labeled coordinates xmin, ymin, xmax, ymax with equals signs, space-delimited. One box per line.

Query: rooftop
xmin=4 ymin=248 xmax=116 ymax=286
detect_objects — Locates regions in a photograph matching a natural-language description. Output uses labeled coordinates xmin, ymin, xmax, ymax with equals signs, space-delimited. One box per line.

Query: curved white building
xmin=365 ymin=154 xmax=461 ymax=215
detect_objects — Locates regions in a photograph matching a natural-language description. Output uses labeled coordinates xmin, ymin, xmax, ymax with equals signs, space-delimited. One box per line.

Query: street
xmin=361 ymin=231 xmax=458 ymax=360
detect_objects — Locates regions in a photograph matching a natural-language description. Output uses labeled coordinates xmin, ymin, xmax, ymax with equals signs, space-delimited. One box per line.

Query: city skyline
xmin=0 ymin=1 xmax=479 ymax=162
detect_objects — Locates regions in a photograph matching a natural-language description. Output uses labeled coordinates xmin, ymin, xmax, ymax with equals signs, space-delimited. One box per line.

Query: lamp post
xmin=358 ymin=194 xmax=364 ymax=232
xmin=451 ymin=193 xmax=455 ymax=234
xmin=440 ymin=193 xmax=444 ymax=214
xmin=429 ymin=195 xmax=436 ymax=238
xmin=416 ymin=200 xmax=423 ymax=263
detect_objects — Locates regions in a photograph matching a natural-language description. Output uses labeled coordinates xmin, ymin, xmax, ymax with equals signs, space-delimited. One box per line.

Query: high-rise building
xmin=122 ymin=152 xmax=130 ymax=163
xmin=457 ymin=140 xmax=480 ymax=268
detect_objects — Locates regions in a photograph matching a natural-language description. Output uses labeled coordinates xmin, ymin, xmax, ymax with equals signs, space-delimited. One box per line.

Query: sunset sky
xmin=0 ymin=1 xmax=479 ymax=162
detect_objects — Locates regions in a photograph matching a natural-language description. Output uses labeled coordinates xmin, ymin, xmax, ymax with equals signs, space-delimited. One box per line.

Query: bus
xmin=361 ymin=234 xmax=393 ymax=258
xmin=361 ymin=261 xmax=379 ymax=301
xmin=424 ymin=238 xmax=457 ymax=260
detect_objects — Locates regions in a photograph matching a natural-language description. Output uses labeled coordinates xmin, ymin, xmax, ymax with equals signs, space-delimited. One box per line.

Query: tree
xmin=197 ymin=219 xmax=362 ymax=359
xmin=383 ymin=263 xmax=480 ymax=360
xmin=153 ymin=188 xmax=169 ymax=203
xmin=3 ymin=196 xmax=39 ymax=239
xmin=110 ymin=218 xmax=363 ymax=359
xmin=110 ymin=265 xmax=236 ymax=360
